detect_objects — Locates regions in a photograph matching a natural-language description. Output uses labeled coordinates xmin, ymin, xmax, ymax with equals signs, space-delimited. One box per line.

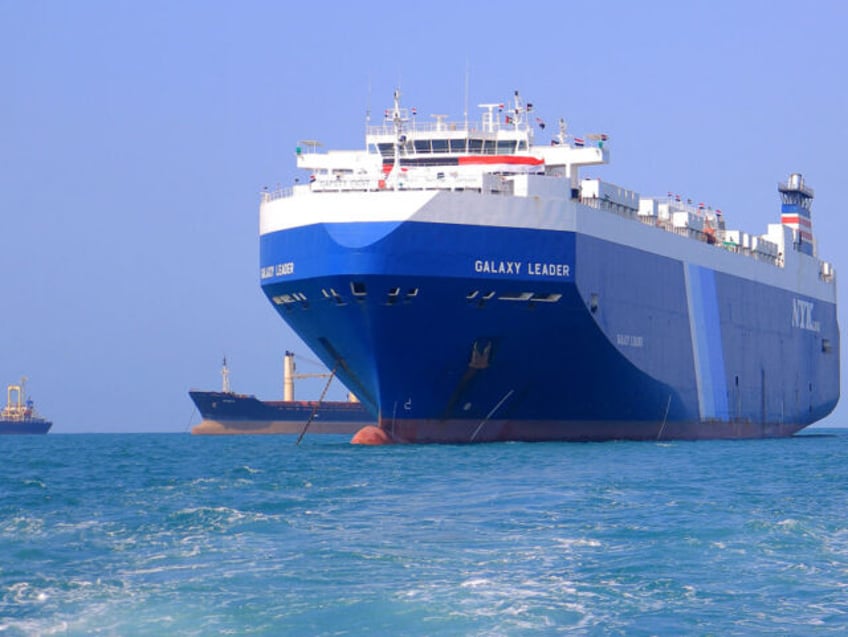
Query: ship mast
xmin=389 ymin=88 xmax=404 ymax=188
xmin=557 ymin=118 xmax=568 ymax=145
xmin=284 ymin=351 xmax=295 ymax=401
xmin=221 ymin=357 xmax=231 ymax=393
xmin=283 ymin=351 xmax=334 ymax=401
xmin=17 ymin=376 xmax=26 ymax=409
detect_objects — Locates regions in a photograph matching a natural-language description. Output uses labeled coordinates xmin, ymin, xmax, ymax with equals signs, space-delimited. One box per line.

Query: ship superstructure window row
xmin=376 ymin=139 xmax=527 ymax=157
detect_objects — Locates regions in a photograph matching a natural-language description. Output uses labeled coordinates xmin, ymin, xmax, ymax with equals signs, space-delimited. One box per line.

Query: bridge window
xmin=449 ymin=139 xmax=467 ymax=153
xmin=497 ymin=140 xmax=517 ymax=154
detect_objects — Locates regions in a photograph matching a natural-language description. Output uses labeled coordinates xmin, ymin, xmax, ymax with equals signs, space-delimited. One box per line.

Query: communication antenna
xmin=558 ymin=118 xmax=568 ymax=145
xmin=388 ymin=88 xmax=405 ymax=185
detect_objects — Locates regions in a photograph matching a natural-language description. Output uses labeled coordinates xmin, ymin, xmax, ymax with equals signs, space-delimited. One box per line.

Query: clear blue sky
xmin=2 ymin=1 xmax=846 ymax=432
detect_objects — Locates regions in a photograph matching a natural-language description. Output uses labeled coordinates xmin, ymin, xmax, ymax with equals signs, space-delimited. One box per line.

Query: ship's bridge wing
xmin=296 ymin=149 xmax=379 ymax=173
xmin=533 ymin=144 xmax=609 ymax=168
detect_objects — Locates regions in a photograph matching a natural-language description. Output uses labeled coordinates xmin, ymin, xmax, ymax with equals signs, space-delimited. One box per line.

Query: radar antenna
xmin=557 ymin=118 xmax=568 ymax=145
xmin=387 ymin=89 xmax=408 ymax=186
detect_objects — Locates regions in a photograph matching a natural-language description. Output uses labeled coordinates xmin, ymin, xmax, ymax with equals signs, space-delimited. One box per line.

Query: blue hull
xmin=189 ymin=390 xmax=375 ymax=435
xmin=0 ymin=419 xmax=52 ymax=434
xmin=259 ymin=217 xmax=839 ymax=442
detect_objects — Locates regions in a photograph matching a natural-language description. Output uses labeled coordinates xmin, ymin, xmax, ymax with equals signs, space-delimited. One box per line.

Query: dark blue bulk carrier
xmin=258 ymin=90 xmax=839 ymax=443
xmin=190 ymin=354 xmax=374 ymax=434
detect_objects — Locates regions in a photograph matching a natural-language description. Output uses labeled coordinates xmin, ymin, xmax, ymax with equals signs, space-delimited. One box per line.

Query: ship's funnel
xmin=778 ymin=173 xmax=815 ymax=257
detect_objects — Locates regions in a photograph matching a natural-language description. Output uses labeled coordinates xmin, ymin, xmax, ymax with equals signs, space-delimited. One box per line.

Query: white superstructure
xmin=261 ymin=90 xmax=835 ymax=301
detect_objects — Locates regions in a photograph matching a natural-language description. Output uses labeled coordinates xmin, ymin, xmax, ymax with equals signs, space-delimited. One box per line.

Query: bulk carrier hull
xmin=189 ymin=390 xmax=374 ymax=435
xmin=0 ymin=419 xmax=52 ymax=435
xmin=257 ymin=91 xmax=839 ymax=442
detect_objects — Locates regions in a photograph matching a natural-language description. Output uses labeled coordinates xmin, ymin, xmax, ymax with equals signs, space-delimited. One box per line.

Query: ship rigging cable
xmin=296 ymin=366 xmax=338 ymax=446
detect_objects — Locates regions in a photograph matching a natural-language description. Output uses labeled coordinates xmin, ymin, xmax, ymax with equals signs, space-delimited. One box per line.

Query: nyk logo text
xmin=792 ymin=298 xmax=820 ymax=332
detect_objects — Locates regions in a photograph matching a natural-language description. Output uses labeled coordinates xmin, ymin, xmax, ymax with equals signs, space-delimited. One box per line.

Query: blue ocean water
xmin=1 ymin=431 xmax=847 ymax=636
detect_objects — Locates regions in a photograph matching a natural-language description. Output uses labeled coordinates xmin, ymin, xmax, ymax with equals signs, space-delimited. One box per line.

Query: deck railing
xmin=262 ymin=177 xmax=834 ymax=279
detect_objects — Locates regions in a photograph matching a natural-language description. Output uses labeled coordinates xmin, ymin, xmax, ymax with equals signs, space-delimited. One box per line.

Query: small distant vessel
xmin=1 ymin=378 xmax=52 ymax=434
xmin=190 ymin=353 xmax=375 ymax=435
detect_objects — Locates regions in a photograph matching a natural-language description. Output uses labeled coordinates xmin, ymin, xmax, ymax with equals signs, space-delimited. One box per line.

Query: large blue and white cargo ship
xmin=259 ymin=90 xmax=839 ymax=443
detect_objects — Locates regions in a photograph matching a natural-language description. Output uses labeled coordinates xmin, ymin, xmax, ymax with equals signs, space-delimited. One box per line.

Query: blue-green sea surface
xmin=1 ymin=430 xmax=847 ymax=635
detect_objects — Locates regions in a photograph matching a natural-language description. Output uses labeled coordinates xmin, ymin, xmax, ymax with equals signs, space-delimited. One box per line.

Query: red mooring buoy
xmin=351 ymin=425 xmax=393 ymax=445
